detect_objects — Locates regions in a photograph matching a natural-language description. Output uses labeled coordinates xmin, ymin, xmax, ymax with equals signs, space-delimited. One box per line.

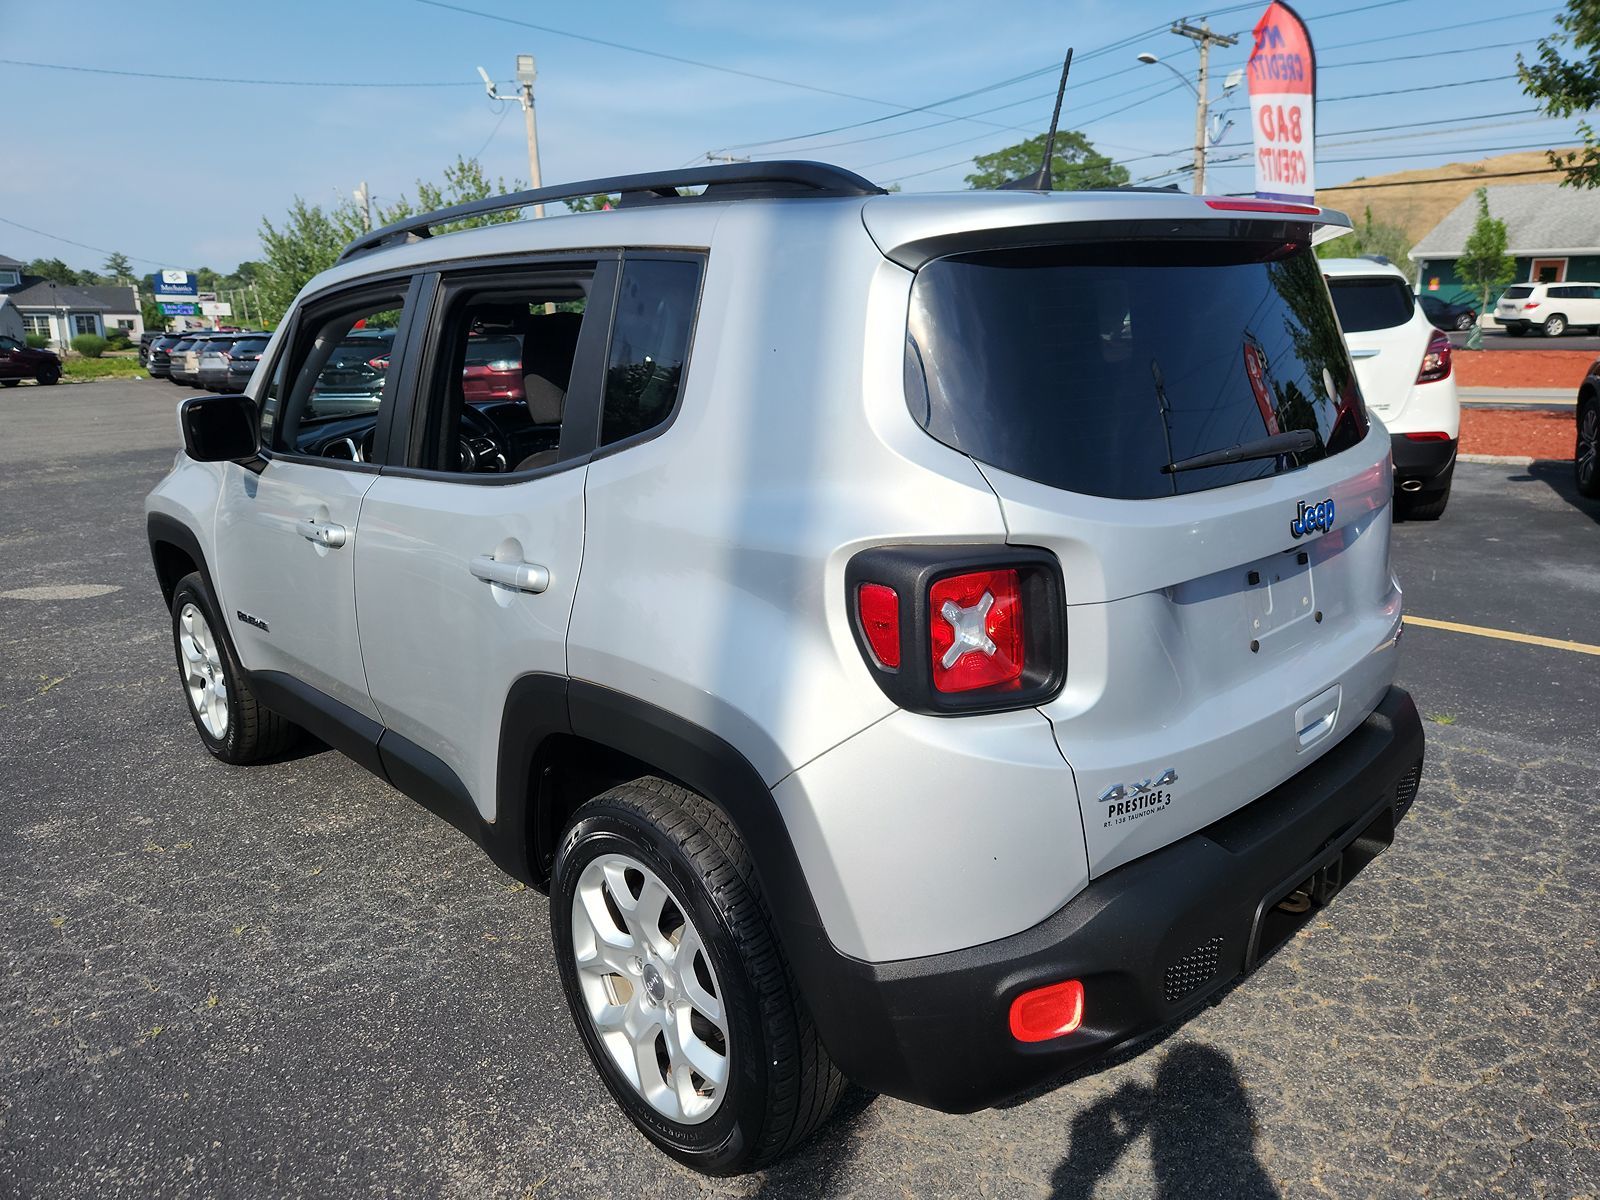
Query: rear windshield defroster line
xmin=903 ymin=240 xmax=1368 ymax=500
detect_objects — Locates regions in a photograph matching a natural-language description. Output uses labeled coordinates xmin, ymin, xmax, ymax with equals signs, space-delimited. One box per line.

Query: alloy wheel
xmin=570 ymin=853 xmax=731 ymax=1124
xmin=177 ymin=602 xmax=229 ymax=739
xmin=1579 ymin=405 xmax=1598 ymax=492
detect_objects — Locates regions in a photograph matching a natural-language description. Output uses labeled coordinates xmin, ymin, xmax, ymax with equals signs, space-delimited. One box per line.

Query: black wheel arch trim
xmin=148 ymin=512 xmax=220 ymax=609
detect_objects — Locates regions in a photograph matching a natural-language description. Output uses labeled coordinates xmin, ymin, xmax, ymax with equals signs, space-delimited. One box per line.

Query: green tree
xmin=1518 ymin=0 xmax=1600 ymax=187
xmin=256 ymin=157 xmax=525 ymax=325
xmin=140 ymin=291 xmax=168 ymax=333
xmin=965 ymin=131 xmax=1129 ymax=191
xmin=25 ymin=257 xmax=83 ymax=285
xmin=102 ymin=252 xmax=133 ymax=283
xmin=565 ymin=194 xmax=618 ymax=213
xmin=1455 ymin=188 xmax=1516 ymax=313
xmin=1315 ymin=206 xmax=1413 ymax=275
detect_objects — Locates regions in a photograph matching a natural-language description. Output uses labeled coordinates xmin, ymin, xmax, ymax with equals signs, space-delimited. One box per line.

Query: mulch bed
xmin=1458 ymin=408 xmax=1575 ymax=460
xmin=1452 ymin=349 xmax=1595 ymax=390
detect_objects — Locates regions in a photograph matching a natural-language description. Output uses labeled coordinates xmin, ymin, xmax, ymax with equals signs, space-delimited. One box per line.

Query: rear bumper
xmin=1390 ymin=433 xmax=1456 ymax=486
xmin=802 ymin=686 xmax=1424 ymax=1113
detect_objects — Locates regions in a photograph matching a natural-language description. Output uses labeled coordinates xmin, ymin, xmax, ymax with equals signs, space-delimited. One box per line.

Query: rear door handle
xmin=470 ymin=555 xmax=549 ymax=594
xmin=299 ymin=518 xmax=347 ymax=549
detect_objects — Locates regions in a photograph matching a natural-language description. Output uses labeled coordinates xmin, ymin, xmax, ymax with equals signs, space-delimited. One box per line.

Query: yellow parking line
xmin=1405 ymin=616 xmax=1600 ymax=657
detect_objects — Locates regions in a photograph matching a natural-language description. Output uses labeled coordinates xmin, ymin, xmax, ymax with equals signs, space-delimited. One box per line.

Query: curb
xmin=1459 ymin=453 xmax=1535 ymax=465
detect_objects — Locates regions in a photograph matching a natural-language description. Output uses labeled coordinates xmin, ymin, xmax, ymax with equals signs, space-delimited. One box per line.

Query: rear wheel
xmin=1542 ymin=314 xmax=1567 ymax=338
xmin=1399 ymin=465 xmax=1453 ymax=521
xmin=1455 ymin=312 xmax=1475 ymax=331
xmin=551 ymin=778 xmax=844 ymax=1175
xmin=1576 ymin=396 xmax=1599 ymax=498
xmin=1506 ymin=324 xmax=1527 ymax=337
xmin=169 ymin=572 xmax=298 ymax=763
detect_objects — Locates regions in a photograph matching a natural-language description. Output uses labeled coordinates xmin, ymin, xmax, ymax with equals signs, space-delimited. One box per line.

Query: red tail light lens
xmin=1009 ymin=979 xmax=1084 ymax=1042
xmin=368 ymin=356 xmax=390 ymax=371
xmin=1205 ymin=198 xmax=1321 ymax=215
xmin=929 ymin=569 xmax=1024 ymax=693
xmin=1404 ymin=431 xmax=1452 ymax=441
xmin=1416 ymin=332 xmax=1452 ymax=384
xmin=1523 ymin=302 xmax=1539 ymax=309
xmin=855 ymin=583 xmax=901 ymax=669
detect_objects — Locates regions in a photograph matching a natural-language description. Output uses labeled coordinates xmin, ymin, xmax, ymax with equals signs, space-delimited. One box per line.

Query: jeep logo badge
xmin=1290 ymin=497 xmax=1335 ymax=539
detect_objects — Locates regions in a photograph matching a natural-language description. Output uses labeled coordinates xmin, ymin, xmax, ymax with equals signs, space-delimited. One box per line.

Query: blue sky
xmin=0 ymin=0 xmax=1581 ymax=274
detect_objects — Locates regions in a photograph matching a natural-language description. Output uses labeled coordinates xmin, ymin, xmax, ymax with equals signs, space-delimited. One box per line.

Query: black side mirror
xmin=180 ymin=393 xmax=259 ymax=462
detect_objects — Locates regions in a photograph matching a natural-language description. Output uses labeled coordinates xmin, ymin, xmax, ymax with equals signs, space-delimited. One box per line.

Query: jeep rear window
xmin=904 ymin=240 xmax=1367 ymax=500
xmin=1326 ymin=276 xmax=1415 ymax=332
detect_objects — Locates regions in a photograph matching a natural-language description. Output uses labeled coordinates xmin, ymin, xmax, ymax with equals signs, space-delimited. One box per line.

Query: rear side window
xmin=599 ymin=257 xmax=702 ymax=447
xmin=904 ymin=240 xmax=1366 ymax=500
xmin=1326 ymin=276 xmax=1415 ymax=332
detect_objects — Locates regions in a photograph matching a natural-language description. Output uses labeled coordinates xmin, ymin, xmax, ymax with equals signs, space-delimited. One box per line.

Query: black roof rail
xmin=337 ymin=160 xmax=884 ymax=263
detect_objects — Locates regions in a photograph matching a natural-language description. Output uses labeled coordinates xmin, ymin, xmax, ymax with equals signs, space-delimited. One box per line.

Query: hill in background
xmin=1315 ymin=149 xmax=1578 ymax=245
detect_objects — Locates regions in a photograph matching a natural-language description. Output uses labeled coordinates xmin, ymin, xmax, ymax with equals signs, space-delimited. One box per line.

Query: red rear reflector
xmin=1416 ymin=331 xmax=1452 ymax=384
xmin=1205 ymin=198 xmax=1321 ymax=215
xmin=1404 ymin=431 xmax=1452 ymax=442
xmin=930 ymin=569 xmax=1023 ymax=693
xmin=856 ymin=583 xmax=901 ymax=669
xmin=1009 ymin=979 xmax=1085 ymax=1042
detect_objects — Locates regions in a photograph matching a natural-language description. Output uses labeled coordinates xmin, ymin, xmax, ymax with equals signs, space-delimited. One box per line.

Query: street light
xmin=1136 ymin=52 xmax=1199 ymax=99
xmin=1135 ymin=46 xmax=1240 ymax=193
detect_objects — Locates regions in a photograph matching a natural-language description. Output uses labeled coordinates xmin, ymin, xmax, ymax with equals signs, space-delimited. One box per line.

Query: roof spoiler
xmin=337 ymin=161 xmax=885 ymax=263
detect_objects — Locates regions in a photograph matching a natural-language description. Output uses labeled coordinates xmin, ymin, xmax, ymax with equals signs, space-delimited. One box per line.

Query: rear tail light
xmin=1404 ymin=431 xmax=1452 ymax=442
xmin=1523 ymin=302 xmax=1540 ymax=310
xmin=1416 ymin=332 xmax=1452 ymax=384
xmin=846 ymin=546 xmax=1065 ymax=715
xmin=1009 ymin=979 xmax=1085 ymax=1042
xmin=929 ymin=569 xmax=1023 ymax=692
xmin=368 ymin=356 xmax=390 ymax=370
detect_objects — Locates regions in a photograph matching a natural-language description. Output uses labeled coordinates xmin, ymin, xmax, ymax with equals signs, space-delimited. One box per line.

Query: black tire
xmin=1542 ymin=314 xmax=1567 ymax=338
xmin=1398 ymin=466 xmax=1452 ymax=521
xmin=0 ymin=379 xmax=18 ymax=388
xmin=1506 ymin=324 xmax=1527 ymax=337
xmin=1576 ymin=395 xmax=1599 ymax=498
xmin=1455 ymin=312 xmax=1475 ymax=331
xmin=551 ymin=778 xmax=845 ymax=1175
xmin=35 ymin=367 xmax=60 ymax=385
xmin=169 ymin=572 xmax=298 ymax=764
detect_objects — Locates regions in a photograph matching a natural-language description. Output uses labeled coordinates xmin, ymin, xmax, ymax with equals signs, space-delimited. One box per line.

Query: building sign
xmin=199 ymin=301 xmax=232 ymax=318
xmin=158 ymin=302 xmax=197 ymax=316
xmin=151 ymin=270 xmax=199 ymax=301
xmin=1248 ymin=2 xmax=1315 ymax=205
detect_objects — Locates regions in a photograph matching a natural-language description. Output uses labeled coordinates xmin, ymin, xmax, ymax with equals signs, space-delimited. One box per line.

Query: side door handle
xmin=299 ymin=518 xmax=348 ymax=549
xmin=470 ymin=555 xmax=549 ymax=594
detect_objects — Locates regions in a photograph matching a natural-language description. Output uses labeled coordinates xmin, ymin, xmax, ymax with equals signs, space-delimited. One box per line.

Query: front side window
xmin=905 ymin=239 xmax=1367 ymax=500
xmin=267 ymin=293 xmax=407 ymax=461
xmin=0 ymin=336 xmax=21 ymax=352
xmin=600 ymin=257 xmax=703 ymax=447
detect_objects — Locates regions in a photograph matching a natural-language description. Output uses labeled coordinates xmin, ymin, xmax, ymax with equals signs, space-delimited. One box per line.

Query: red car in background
xmin=461 ymin=333 xmax=523 ymax=402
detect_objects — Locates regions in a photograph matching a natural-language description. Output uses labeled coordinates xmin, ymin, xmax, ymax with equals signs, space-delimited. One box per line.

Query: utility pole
xmin=478 ymin=58 xmax=547 ymax=217
xmin=1169 ymin=20 xmax=1237 ymax=195
xmin=353 ymin=181 xmax=373 ymax=232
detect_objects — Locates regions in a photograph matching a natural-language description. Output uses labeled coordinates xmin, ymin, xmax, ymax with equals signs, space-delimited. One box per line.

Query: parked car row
xmin=148 ymin=330 xmax=268 ymax=394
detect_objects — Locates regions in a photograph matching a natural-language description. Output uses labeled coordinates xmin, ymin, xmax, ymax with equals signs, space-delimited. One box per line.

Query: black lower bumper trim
xmin=801 ymin=686 xmax=1425 ymax=1113
xmin=1390 ymin=433 xmax=1457 ymax=486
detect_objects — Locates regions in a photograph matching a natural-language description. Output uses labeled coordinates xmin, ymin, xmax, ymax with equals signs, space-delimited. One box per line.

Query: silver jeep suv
xmin=146 ymin=163 xmax=1425 ymax=1174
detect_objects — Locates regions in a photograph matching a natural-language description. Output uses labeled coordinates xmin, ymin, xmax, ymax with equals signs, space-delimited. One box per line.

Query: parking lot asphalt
xmin=2 ymin=380 xmax=1596 ymax=1200
xmin=1447 ymin=327 xmax=1600 ymax=354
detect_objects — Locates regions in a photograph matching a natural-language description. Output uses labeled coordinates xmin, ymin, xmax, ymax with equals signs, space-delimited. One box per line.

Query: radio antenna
xmin=1001 ymin=48 xmax=1074 ymax=191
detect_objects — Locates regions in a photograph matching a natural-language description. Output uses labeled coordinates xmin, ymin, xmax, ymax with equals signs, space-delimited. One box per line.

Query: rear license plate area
xmin=1244 ymin=549 xmax=1316 ymax=644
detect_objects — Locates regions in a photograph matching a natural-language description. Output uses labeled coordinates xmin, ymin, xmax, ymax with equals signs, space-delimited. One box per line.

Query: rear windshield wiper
xmin=1161 ymin=428 xmax=1318 ymax=475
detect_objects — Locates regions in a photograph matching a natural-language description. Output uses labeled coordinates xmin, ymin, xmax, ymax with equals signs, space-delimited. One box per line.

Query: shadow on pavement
xmin=1519 ymin=459 xmax=1600 ymax=526
xmin=1049 ymin=1043 xmax=1277 ymax=1200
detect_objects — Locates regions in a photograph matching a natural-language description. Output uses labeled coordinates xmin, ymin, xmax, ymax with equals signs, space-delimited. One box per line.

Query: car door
xmin=212 ymin=275 xmax=422 ymax=724
xmin=353 ymin=256 xmax=619 ymax=821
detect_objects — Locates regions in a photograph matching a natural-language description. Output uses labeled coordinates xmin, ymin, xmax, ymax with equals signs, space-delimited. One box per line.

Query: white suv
xmin=146 ymin=165 xmax=1425 ymax=1174
xmin=1324 ymin=258 xmax=1460 ymax=520
xmin=1495 ymin=280 xmax=1600 ymax=337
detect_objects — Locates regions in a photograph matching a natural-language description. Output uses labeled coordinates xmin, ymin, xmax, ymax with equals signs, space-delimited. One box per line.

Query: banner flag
xmin=1248 ymin=2 xmax=1315 ymax=204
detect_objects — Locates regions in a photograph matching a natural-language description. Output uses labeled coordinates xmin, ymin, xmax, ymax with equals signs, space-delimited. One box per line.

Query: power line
xmin=0 ymin=216 xmax=167 ymax=268
xmin=1315 ymin=7 xmax=1560 ymax=52
xmin=0 ymin=58 xmax=484 ymax=87
xmin=1323 ymin=74 xmax=1519 ymax=102
xmin=1320 ymin=38 xmax=1534 ymax=70
xmin=1311 ymin=166 xmax=1574 ymax=192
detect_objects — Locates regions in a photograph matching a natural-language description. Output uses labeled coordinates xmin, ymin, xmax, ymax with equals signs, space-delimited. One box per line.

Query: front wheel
xmin=1455 ymin=312 xmax=1476 ymax=331
xmin=35 ymin=367 xmax=60 ymax=385
xmin=551 ymin=779 xmax=844 ymax=1175
xmin=1543 ymin=314 xmax=1567 ymax=338
xmin=169 ymin=572 xmax=298 ymax=763
xmin=1577 ymin=397 xmax=1599 ymax=498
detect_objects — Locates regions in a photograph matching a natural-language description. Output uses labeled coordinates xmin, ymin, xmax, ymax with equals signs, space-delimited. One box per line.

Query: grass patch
xmin=61 ymin=356 xmax=149 ymax=381
xmin=1426 ymin=713 xmax=1458 ymax=726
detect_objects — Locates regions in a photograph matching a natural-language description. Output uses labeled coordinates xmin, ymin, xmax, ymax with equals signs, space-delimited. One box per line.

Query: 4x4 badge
xmin=1290 ymin=497 xmax=1335 ymax=539
xmin=1099 ymin=768 xmax=1177 ymax=804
